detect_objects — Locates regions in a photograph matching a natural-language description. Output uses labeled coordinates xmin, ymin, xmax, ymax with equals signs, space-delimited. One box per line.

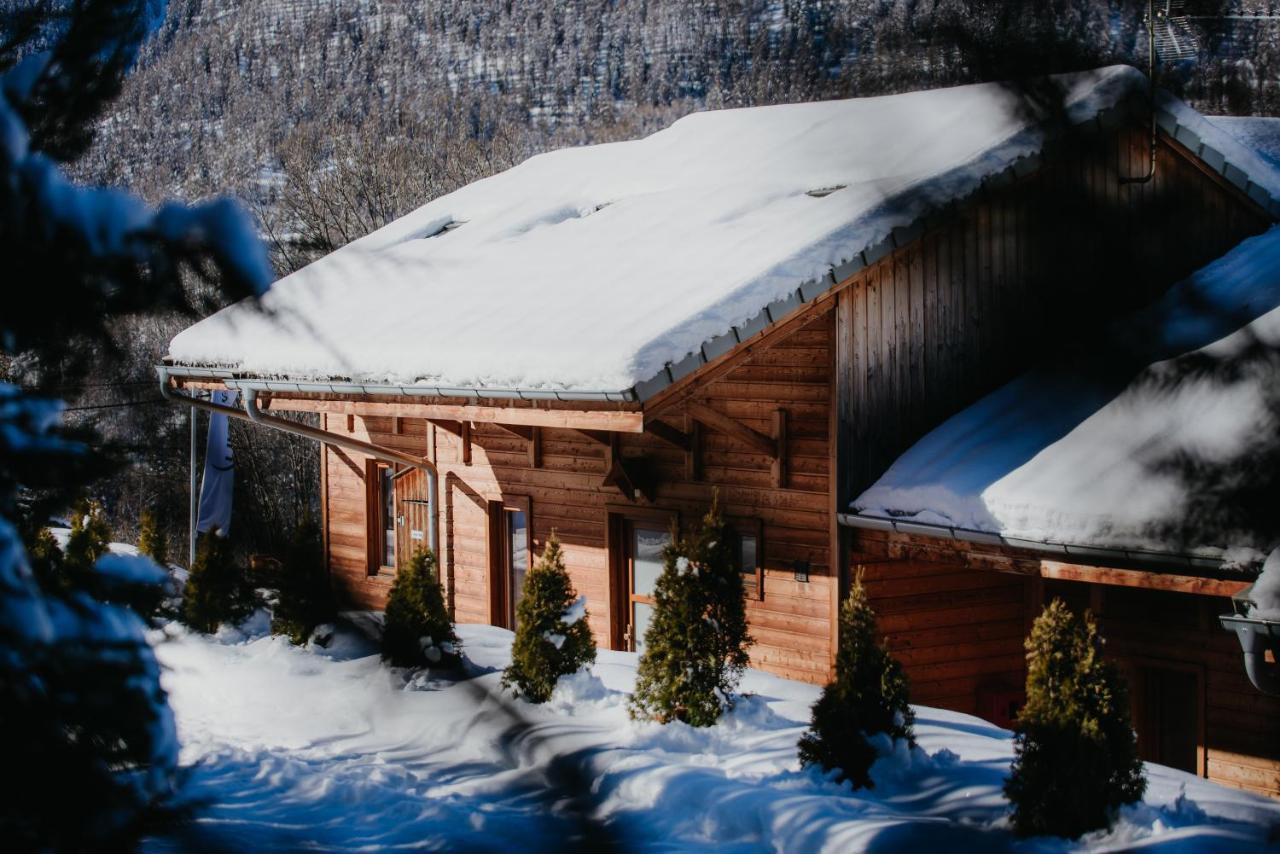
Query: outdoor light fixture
xmin=1219 ymin=584 xmax=1280 ymax=696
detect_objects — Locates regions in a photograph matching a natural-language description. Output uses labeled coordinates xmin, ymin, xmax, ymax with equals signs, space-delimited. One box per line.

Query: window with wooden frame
xmin=365 ymin=461 xmax=397 ymax=575
xmin=728 ymin=516 xmax=764 ymax=601
xmin=488 ymin=496 xmax=532 ymax=630
xmin=607 ymin=505 xmax=678 ymax=653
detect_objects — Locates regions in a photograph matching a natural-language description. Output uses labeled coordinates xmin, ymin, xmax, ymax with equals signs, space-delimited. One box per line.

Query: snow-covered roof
xmin=851 ymin=226 xmax=1280 ymax=567
xmin=168 ymin=66 xmax=1166 ymax=398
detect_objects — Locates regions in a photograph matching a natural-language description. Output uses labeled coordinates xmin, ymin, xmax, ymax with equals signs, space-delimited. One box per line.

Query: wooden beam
xmin=1039 ymin=561 xmax=1250 ymax=599
xmin=345 ymin=413 xmax=355 ymax=432
xmin=392 ymin=416 xmax=403 ymax=435
xmin=601 ymin=434 xmax=655 ymax=503
xmin=528 ymin=426 xmax=542 ymax=469
xmin=461 ymin=421 xmax=472 ymax=466
xmin=428 ymin=419 xmax=463 ymax=437
xmin=685 ymin=417 xmax=703 ymax=481
xmin=686 ymin=401 xmax=776 ymax=457
xmin=602 ymin=435 xmax=635 ymax=502
xmin=494 ymin=422 xmax=535 ymax=441
xmin=576 ymin=428 xmax=614 ymax=447
xmin=261 ymin=396 xmax=644 ymax=433
xmin=772 ymin=408 xmax=788 ymax=489
xmin=644 ymin=419 xmax=691 ymax=451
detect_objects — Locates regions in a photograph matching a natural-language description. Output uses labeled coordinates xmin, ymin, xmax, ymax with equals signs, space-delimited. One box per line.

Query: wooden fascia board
xmin=1038 ymin=560 xmax=1249 ymax=599
xmin=262 ymin=396 xmax=644 ymax=433
xmin=853 ymin=528 xmax=1251 ymax=597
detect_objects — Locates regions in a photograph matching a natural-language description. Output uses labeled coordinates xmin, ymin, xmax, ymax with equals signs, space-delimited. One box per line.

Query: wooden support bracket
xmin=528 ymin=426 xmax=542 ymax=469
xmin=495 ymin=422 xmax=535 ymax=441
xmin=685 ymin=401 xmax=777 ymax=457
xmin=772 ymin=408 xmax=788 ymax=489
xmin=645 ymin=419 xmax=691 ymax=451
xmin=686 ymin=417 xmax=703 ymax=481
xmin=602 ymin=434 xmax=654 ymax=502
xmin=576 ymin=428 xmax=614 ymax=447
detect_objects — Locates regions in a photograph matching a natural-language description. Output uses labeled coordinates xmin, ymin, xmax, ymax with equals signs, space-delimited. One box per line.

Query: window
xmin=504 ymin=508 xmax=529 ymax=629
xmin=730 ymin=517 xmax=764 ymax=601
xmin=367 ymin=461 xmax=397 ymax=575
xmin=607 ymin=506 xmax=678 ymax=652
xmin=489 ymin=497 xmax=532 ymax=630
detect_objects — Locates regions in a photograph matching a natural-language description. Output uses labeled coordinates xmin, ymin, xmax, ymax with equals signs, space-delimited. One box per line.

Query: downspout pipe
xmin=1221 ymin=586 xmax=1280 ymax=697
xmin=157 ymin=367 xmax=438 ymax=476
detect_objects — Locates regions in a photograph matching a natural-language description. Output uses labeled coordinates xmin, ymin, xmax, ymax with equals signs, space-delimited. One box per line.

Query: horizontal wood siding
xmin=849 ymin=527 xmax=1280 ymax=800
xmin=837 ymin=125 xmax=1271 ymax=502
xmin=322 ymin=312 xmax=836 ymax=684
xmin=1089 ymin=586 xmax=1280 ymax=799
xmin=853 ymin=553 xmax=1032 ymax=715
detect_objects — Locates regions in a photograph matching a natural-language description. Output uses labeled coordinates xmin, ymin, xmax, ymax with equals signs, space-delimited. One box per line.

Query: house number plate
xmin=411 ymin=530 xmax=424 ymax=541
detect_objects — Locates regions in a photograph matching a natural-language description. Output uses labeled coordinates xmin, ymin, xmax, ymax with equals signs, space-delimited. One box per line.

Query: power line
xmin=63 ymin=398 xmax=167 ymax=412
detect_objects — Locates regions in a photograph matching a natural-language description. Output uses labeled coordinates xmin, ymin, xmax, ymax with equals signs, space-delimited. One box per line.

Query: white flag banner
xmin=196 ymin=390 xmax=238 ymax=537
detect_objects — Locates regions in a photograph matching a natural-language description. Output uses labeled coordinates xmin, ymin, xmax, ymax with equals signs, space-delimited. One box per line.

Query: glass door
xmin=626 ymin=522 xmax=670 ymax=653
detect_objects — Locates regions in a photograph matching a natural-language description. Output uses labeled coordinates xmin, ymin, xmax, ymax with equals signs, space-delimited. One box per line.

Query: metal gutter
xmin=836 ymin=511 xmax=1238 ymax=575
xmin=158 ymin=366 xmax=438 ymax=475
xmin=157 ymin=367 xmax=639 ymax=404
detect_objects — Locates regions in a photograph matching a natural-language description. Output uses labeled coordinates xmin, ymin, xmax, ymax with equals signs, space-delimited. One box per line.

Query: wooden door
xmin=394 ymin=468 xmax=432 ymax=571
xmin=1132 ymin=663 xmax=1204 ymax=775
xmin=623 ymin=520 xmax=671 ymax=652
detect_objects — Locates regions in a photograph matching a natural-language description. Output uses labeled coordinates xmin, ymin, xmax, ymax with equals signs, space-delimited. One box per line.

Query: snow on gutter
xmin=158 ymin=363 xmax=640 ymax=403
xmin=836 ymin=511 xmax=1243 ymax=576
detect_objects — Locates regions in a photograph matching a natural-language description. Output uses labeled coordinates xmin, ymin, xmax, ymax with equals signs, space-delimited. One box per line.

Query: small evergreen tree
xmin=798 ymin=571 xmax=915 ymax=788
xmin=270 ymin=517 xmax=334 ymax=645
xmin=137 ymin=508 xmax=169 ymax=567
xmin=629 ymin=498 xmax=752 ymax=726
xmin=1005 ymin=599 xmax=1146 ymax=838
xmin=502 ymin=534 xmax=596 ymax=702
xmin=382 ymin=548 xmax=460 ymax=668
xmin=64 ymin=498 xmax=112 ymax=574
xmin=27 ymin=525 xmax=66 ymax=592
xmin=181 ymin=531 xmax=255 ymax=634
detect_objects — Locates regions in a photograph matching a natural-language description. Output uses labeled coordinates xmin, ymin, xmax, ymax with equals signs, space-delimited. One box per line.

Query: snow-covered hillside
xmin=145 ymin=618 xmax=1280 ymax=851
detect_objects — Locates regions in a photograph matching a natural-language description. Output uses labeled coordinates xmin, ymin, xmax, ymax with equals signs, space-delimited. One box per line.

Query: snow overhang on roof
xmin=165 ymin=65 xmax=1280 ymax=402
xmin=849 ymin=226 xmax=1280 ymax=571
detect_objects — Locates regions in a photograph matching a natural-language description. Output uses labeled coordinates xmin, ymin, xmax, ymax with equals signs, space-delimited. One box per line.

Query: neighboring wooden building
xmin=163 ymin=68 xmax=1280 ymax=796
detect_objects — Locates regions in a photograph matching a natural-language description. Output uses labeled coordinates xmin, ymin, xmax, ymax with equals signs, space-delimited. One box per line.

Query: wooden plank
xmin=686 ymin=400 xmax=777 ymax=457
xmin=645 ymin=419 xmax=691 ymax=451
xmin=528 ymin=426 xmax=542 ymax=469
xmin=267 ymin=397 xmax=645 ymax=433
xmin=772 ymin=407 xmax=788 ymax=489
xmin=1039 ymin=561 xmax=1250 ymax=598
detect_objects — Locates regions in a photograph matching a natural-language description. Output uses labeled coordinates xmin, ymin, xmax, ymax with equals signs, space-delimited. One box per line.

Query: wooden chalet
xmin=162 ymin=67 xmax=1280 ymax=797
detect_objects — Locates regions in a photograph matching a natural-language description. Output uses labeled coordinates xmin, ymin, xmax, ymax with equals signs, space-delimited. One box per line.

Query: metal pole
xmin=189 ymin=402 xmax=198 ymax=567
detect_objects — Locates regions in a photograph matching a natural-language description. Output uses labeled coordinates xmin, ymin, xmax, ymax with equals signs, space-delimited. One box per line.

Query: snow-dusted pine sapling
xmin=270 ymin=517 xmax=334 ymax=645
xmin=502 ymin=533 xmax=596 ymax=702
xmin=629 ymin=498 xmax=752 ymax=726
xmin=137 ymin=508 xmax=169 ymax=567
xmin=182 ymin=531 xmax=255 ymax=634
xmin=1005 ymin=599 xmax=1145 ymax=838
xmin=382 ymin=548 xmax=461 ymax=669
xmin=64 ymin=498 xmax=112 ymax=575
xmin=797 ymin=570 xmax=914 ymax=788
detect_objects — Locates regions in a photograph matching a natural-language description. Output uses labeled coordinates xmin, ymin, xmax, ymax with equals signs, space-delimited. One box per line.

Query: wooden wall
xmin=1046 ymin=578 xmax=1280 ymax=799
xmin=851 ymin=533 xmax=1034 ymax=716
xmin=320 ymin=312 xmax=837 ymax=684
xmin=835 ymin=125 xmax=1271 ymax=502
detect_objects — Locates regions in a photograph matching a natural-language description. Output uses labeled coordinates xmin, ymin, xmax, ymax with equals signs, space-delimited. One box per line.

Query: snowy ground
xmin=140 ymin=615 xmax=1280 ymax=852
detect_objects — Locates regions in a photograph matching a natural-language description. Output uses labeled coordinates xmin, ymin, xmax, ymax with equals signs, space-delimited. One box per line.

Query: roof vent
xmin=806 ymin=185 xmax=846 ymax=198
